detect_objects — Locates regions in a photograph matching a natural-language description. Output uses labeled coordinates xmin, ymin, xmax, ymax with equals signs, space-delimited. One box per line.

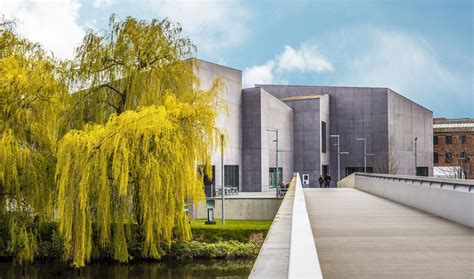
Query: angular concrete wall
xmin=242 ymin=87 xmax=294 ymax=191
xmin=192 ymin=198 xmax=282 ymax=220
xmin=194 ymin=60 xmax=243 ymax=190
xmin=242 ymin=88 xmax=263 ymax=191
xmin=258 ymin=85 xmax=433 ymax=186
xmin=261 ymin=89 xmax=294 ymax=190
xmin=257 ymin=85 xmax=323 ymax=188
xmin=387 ymin=89 xmax=434 ymax=176
xmin=327 ymin=87 xmax=390 ymax=185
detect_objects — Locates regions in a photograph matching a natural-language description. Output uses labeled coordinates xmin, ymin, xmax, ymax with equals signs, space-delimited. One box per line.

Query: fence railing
xmin=339 ymin=173 xmax=474 ymax=228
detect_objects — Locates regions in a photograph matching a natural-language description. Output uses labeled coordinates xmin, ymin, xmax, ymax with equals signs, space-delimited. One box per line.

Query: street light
xmin=414 ymin=137 xmax=418 ymax=176
xmin=330 ymin=135 xmax=350 ymax=182
xmin=356 ymin=138 xmax=375 ymax=173
xmin=220 ymin=133 xmax=225 ymax=225
xmin=267 ymin=129 xmax=280 ymax=198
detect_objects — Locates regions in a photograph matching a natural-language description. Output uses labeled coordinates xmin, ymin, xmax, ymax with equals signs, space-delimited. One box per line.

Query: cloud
xmin=278 ymin=44 xmax=333 ymax=72
xmin=243 ymin=43 xmax=333 ymax=88
xmin=242 ymin=61 xmax=276 ymax=88
xmin=142 ymin=0 xmax=250 ymax=56
xmin=2 ymin=0 xmax=85 ymax=59
xmin=93 ymin=0 xmax=115 ymax=8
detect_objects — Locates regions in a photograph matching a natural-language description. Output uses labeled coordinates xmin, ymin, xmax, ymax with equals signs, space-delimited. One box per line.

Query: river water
xmin=0 ymin=259 xmax=254 ymax=278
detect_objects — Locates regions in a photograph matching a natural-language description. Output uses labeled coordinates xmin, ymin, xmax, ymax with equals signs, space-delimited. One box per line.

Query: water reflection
xmin=0 ymin=259 xmax=254 ymax=279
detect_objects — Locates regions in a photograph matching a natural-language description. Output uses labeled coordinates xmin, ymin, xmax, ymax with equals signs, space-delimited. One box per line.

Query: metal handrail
xmin=355 ymin=172 xmax=474 ymax=192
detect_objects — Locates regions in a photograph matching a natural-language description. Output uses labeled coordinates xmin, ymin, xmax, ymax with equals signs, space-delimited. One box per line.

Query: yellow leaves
xmin=70 ymin=16 xmax=198 ymax=126
xmin=1 ymin=15 xmax=223 ymax=268
xmin=7 ymin=219 xmax=38 ymax=265
xmin=57 ymin=88 xmax=220 ymax=267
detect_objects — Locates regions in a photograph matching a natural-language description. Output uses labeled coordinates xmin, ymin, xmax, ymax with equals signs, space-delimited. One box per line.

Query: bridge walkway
xmin=304 ymin=188 xmax=474 ymax=279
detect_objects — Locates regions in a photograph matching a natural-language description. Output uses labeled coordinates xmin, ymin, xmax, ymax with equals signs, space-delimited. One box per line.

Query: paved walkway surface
xmin=304 ymin=188 xmax=474 ymax=279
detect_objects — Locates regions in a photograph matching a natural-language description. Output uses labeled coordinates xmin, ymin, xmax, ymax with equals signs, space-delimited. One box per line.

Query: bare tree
xmin=0 ymin=15 xmax=15 ymax=30
xmin=373 ymin=150 xmax=399 ymax=174
xmin=435 ymin=140 xmax=470 ymax=179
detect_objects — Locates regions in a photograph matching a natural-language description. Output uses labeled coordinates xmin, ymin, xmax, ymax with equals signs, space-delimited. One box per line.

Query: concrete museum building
xmin=194 ymin=59 xmax=433 ymax=190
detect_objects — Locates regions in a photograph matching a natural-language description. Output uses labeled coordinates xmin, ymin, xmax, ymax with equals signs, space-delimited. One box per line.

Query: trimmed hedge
xmin=168 ymin=241 xmax=260 ymax=260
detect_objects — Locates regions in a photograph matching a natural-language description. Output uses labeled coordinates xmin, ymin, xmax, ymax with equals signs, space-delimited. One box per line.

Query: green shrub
xmin=168 ymin=240 xmax=260 ymax=260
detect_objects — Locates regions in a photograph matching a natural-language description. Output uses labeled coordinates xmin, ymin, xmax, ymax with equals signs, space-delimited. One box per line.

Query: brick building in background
xmin=433 ymin=118 xmax=474 ymax=179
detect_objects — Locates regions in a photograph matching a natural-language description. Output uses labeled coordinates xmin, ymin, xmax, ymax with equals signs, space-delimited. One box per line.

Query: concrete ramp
xmin=305 ymin=188 xmax=474 ymax=278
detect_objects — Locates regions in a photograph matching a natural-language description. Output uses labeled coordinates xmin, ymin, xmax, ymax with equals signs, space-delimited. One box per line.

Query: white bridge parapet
xmin=339 ymin=173 xmax=474 ymax=228
xmin=288 ymin=173 xmax=323 ymax=278
xmin=250 ymin=173 xmax=323 ymax=279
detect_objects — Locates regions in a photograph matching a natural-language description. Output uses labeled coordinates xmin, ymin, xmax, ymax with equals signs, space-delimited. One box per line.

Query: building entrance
xmin=322 ymin=165 xmax=329 ymax=176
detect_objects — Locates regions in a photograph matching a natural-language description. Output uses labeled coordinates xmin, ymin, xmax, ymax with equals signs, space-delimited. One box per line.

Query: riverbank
xmin=0 ymin=219 xmax=271 ymax=264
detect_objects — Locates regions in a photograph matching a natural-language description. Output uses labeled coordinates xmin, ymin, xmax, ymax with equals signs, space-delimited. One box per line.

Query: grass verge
xmin=190 ymin=219 xmax=272 ymax=243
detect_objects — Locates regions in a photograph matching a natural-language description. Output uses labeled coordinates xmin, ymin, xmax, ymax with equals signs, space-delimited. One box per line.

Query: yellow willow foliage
xmin=68 ymin=15 xmax=198 ymax=127
xmin=0 ymin=27 xmax=67 ymax=263
xmin=56 ymin=91 xmax=222 ymax=267
xmin=7 ymin=218 xmax=39 ymax=264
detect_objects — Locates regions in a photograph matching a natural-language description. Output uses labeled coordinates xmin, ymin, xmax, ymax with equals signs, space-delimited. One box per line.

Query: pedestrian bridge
xmin=250 ymin=173 xmax=474 ymax=279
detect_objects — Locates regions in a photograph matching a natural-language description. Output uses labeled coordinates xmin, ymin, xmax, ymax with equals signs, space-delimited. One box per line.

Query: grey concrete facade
xmin=193 ymin=60 xmax=243 ymax=190
xmin=387 ymin=89 xmax=434 ymax=176
xmin=242 ymin=87 xmax=294 ymax=191
xmin=258 ymin=85 xmax=433 ymax=187
xmin=192 ymin=197 xmax=282 ymax=220
xmin=194 ymin=60 xmax=433 ymax=191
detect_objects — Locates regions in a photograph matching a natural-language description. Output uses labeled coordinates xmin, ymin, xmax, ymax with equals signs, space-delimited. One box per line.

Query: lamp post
xmin=220 ymin=133 xmax=225 ymax=225
xmin=267 ymin=129 xmax=279 ymax=197
xmin=330 ymin=135 xmax=349 ymax=182
xmin=414 ymin=137 xmax=418 ymax=176
xmin=356 ymin=138 xmax=375 ymax=173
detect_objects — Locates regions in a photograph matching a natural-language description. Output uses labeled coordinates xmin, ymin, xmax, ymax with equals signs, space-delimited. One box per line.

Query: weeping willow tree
xmin=0 ymin=21 xmax=68 ymax=263
xmin=57 ymin=15 xmax=224 ymax=267
xmin=57 ymin=94 xmax=221 ymax=267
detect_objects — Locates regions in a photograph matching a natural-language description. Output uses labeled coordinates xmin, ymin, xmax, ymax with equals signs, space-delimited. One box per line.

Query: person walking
xmin=319 ymin=175 xmax=324 ymax=188
xmin=325 ymin=174 xmax=332 ymax=188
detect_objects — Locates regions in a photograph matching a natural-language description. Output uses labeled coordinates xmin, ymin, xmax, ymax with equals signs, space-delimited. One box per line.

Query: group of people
xmin=318 ymin=174 xmax=332 ymax=188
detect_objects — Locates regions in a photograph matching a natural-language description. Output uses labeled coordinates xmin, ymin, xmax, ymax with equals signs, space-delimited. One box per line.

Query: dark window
xmin=460 ymin=135 xmax=467 ymax=144
xmin=224 ymin=165 xmax=239 ymax=187
xmin=433 ymin=136 xmax=438 ymax=145
xmin=434 ymin=152 xmax=439 ymax=164
xmin=416 ymin=167 xmax=428 ymax=177
xmin=460 ymin=152 xmax=467 ymax=159
xmin=269 ymin=167 xmax=283 ymax=187
xmin=322 ymin=165 xmax=329 ymax=176
xmin=445 ymin=135 xmax=453 ymax=144
xmin=445 ymin=152 xmax=453 ymax=164
xmin=321 ymin=121 xmax=327 ymax=153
